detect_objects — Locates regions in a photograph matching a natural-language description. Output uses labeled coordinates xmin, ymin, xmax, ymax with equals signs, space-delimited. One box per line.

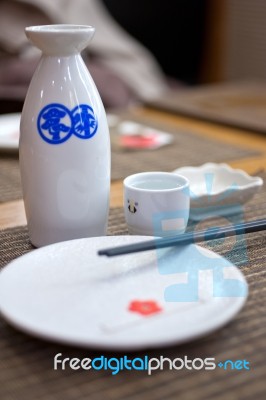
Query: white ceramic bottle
xmin=19 ymin=25 xmax=110 ymax=247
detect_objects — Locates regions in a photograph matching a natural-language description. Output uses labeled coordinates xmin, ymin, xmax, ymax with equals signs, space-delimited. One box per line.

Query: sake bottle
xmin=19 ymin=25 xmax=110 ymax=247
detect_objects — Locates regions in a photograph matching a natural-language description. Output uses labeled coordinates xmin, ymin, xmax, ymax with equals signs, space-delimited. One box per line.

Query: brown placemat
xmin=0 ymin=208 xmax=128 ymax=269
xmin=0 ymin=112 xmax=260 ymax=202
xmin=110 ymin=113 xmax=260 ymax=180
xmin=0 ymin=175 xmax=265 ymax=400
xmin=0 ymin=155 xmax=21 ymax=203
xmin=146 ymin=81 xmax=266 ymax=133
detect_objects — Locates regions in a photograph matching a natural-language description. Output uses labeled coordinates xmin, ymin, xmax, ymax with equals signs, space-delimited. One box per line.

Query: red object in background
xmin=120 ymin=133 xmax=158 ymax=149
xmin=128 ymin=299 xmax=163 ymax=316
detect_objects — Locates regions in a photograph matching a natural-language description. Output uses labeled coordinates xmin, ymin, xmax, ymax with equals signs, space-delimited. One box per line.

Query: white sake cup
xmin=123 ymin=172 xmax=190 ymax=237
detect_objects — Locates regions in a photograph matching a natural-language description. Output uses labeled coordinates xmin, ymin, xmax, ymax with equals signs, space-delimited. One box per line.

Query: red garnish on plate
xmin=128 ymin=300 xmax=163 ymax=316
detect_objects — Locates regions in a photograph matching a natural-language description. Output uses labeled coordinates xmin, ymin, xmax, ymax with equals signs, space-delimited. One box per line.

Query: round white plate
xmin=0 ymin=236 xmax=248 ymax=350
xmin=0 ymin=113 xmax=20 ymax=151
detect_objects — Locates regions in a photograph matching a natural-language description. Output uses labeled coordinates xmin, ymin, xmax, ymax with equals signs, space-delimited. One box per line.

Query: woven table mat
xmin=0 ymin=155 xmax=22 ymax=203
xmin=0 ymin=112 xmax=261 ymax=202
xmin=110 ymin=114 xmax=260 ymax=180
xmin=0 ymin=173 xmax=265 ymax=400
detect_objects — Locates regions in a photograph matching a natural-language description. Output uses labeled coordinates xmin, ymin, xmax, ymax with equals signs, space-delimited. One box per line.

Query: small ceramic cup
xmin=123 ymin=172 xmax=190 ymax=237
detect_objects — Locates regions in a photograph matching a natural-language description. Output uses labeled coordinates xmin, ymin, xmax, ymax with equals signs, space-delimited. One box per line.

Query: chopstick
xmin=98 ymin=218 xmax=266 ymax=257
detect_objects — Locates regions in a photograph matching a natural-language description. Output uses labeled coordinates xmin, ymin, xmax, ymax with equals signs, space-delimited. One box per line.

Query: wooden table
xmin=1 ymin=106 xmax=265 ymax=230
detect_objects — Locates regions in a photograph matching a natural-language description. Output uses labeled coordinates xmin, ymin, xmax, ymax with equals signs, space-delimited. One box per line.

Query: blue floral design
xmin=72 ymin=105 xmax=98 ymax=139
xmin=37 ymin=104 xmax=72 ymax=144
xmin=37 ymin=103 xmax=98 ymax=144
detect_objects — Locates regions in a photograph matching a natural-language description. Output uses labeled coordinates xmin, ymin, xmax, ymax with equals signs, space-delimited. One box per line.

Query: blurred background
xmin=1 ymin=0 xmax=266 ymax=111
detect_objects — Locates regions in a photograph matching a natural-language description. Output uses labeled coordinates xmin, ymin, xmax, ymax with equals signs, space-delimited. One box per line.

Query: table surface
xmin=1 ymin=106 xmax=266 ymax=230
xmin=0 ymin=106 xmax=266 ymax=400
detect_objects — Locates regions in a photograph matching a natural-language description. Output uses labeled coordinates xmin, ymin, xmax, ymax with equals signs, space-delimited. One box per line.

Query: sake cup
xmin=123 ymin=172 xmax=190 ymax=237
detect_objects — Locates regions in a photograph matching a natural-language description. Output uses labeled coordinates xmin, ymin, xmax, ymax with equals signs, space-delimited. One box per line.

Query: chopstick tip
xmin=97 ymin=250 xmax=108 ymax=256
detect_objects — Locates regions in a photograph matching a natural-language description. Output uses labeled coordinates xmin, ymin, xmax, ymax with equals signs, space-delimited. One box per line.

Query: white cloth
xmin=0 ymin=0 xmax=168 ymax=101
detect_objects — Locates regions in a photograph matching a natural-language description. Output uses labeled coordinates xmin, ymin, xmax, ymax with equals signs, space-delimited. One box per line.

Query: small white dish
xmin=173 ymin=163 xmax=263 ymax=221
xmin=0 ymin=113 xmax=20 ymax=151
xmin=0 ymin=235 xmax=247 ymax=350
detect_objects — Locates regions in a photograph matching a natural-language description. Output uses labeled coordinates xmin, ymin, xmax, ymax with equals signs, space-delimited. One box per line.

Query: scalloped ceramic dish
xmin=173 ymin=163 xmax=263 ymax=220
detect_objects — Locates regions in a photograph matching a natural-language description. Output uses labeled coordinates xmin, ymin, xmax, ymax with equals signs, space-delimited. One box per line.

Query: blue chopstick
xmin=98 ymin=218 xmax=266 ymax=257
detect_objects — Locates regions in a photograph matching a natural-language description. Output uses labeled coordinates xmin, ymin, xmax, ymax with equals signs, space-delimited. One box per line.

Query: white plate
xmin=0 ymin=113 xmax=20 ymax=150
xmin=0 ymin=112 xmax=121 ymax=151
xmin=174 ymin=163 xmax=263 ymax=220
xmin=0 ymin=236 xmax=248 ymax=350
xmin=117 ymin=121 xmax=173 ymax=149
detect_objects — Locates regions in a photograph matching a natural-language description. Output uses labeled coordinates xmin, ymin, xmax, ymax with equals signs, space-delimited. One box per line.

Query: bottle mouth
xmin=25 ymin=25 xmax=95 ymax=34
xmin=25 ymin=25 xmax=95 ymax=55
